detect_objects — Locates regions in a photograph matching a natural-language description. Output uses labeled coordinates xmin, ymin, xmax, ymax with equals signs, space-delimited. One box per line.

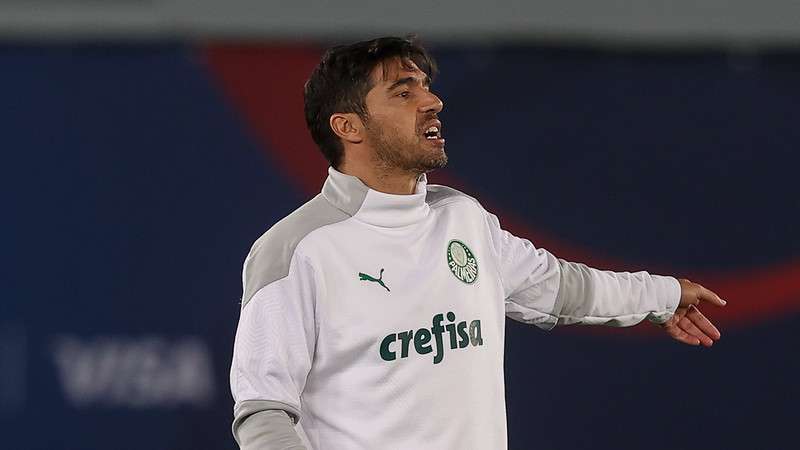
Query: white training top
xmin=230 ymin=167 xmax=680 ymax=450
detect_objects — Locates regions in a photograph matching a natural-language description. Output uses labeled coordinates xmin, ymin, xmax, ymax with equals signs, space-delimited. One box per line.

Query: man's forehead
xmin=370 ymin=57 xmax=427 ymax=85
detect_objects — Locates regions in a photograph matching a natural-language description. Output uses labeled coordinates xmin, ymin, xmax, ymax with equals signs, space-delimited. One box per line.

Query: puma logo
xmin=358 ymin=268 xmax=390 ymax=292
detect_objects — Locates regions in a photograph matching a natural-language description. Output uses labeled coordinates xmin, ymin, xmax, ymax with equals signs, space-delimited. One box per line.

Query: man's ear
xmin=330 ymin=113 xmax=364 ymax=144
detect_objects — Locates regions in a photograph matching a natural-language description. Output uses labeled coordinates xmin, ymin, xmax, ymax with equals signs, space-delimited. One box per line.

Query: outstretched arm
xmin=484 ymin=209 xmax=726 ymax=339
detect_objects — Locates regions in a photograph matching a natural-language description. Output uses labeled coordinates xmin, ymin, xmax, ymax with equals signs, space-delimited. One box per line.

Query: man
xmin=230 ymin=36 xmax=726 ymax=450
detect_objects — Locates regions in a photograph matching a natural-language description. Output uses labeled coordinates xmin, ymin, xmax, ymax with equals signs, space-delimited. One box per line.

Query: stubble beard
xmin=366 ymin=121 xmax=448 ymax=175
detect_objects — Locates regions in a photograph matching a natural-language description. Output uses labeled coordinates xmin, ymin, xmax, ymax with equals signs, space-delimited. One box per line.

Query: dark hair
xmin=303 ymin=36 xmax=438 ymax=168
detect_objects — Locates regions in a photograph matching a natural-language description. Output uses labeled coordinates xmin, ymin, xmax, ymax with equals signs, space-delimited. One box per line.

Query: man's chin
xmin=419 ymin=150 xmax=448 ymax=173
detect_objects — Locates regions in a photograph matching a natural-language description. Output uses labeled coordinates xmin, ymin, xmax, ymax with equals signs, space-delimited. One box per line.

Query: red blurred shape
xmin=204 ymin=43 xmax=328 ymax=195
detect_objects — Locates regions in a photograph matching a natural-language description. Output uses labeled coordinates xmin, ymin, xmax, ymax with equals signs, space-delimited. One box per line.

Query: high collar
xmin=321 ymin=166 xmax=430 ymax=228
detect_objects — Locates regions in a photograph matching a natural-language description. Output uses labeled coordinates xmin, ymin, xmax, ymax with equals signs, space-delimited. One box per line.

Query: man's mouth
xmin=424 ymin=126 xmax=441 ymax=140
xmin=422 ymin=121 xmax=445 ymax=145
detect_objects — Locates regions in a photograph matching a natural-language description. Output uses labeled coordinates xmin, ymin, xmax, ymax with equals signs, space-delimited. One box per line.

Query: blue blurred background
xmin=1 ymin=2 xmax=798 ymax=449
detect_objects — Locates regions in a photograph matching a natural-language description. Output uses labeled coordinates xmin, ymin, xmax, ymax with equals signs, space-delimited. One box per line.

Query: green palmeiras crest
xmin=446 ymin=239 xmax=478 ymax=284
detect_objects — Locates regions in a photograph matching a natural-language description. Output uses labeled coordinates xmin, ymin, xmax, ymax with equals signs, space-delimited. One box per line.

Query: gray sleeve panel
xmin=552 ymin=259 xmax=679 ymax=326
xmin=548 ymin=260 xmax=569 ymax=328
xmin=425 ymin=184 xmax=482 ymax=209
xmin=234 ymin=408 xmax=307 ymax=450
xmin=321 ymin=168 xmax=369 ymax=216
xmin=241 ymin=194 xmax=351 ymax=309
xmin=234 ymin=399 xmax=303 ymax=427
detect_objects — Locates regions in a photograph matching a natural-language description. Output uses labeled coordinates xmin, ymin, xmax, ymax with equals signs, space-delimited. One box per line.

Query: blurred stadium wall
xmin=1 ymin=2 xmax=797 ymax=449
xmin=1 ymin=0 xmax=800 ymax=46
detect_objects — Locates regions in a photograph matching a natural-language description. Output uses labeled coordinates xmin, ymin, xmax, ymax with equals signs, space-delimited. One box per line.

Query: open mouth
xmin=422 ymin=122 xmax=445 ymax=145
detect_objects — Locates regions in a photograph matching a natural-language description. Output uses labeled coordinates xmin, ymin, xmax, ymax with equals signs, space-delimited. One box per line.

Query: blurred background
xmin=1 ymin=1 xmax=798 ymax=449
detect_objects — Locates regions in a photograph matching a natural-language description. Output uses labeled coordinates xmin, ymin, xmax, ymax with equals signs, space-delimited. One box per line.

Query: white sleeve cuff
xmin=646 ymin=276 xmax=681 ymax=325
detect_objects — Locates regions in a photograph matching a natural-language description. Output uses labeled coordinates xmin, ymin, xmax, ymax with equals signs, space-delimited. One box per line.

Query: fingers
xmin=666 ymin=323 xmax=701 ymax=346
xmin=686 ymin=305 xmax=721 ymax=340
xmin=670 ymin=279 xmax=725 ymax=347
xmin=698 ymin=285 xmax=727 ymax=307
xmin=665 ymin=305 xmax=721 ymax=347
xmin=679 ymin=279 xmax=727 ymax=308
xmin=678 ymin=310 xmax=714 ymax=347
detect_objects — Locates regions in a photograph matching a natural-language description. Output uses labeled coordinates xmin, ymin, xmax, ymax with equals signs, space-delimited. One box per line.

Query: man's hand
xmin=660 ymin=278 xmax=727 ymax=347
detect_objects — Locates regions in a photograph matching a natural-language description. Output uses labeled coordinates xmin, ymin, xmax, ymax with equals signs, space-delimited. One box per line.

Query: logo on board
xmin=447 ymin=239 xmax=478 ymax=284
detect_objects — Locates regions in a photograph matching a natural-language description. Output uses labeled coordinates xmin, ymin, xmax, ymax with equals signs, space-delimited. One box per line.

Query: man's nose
xmin=419 ymin=91 xmax=444 ymax=114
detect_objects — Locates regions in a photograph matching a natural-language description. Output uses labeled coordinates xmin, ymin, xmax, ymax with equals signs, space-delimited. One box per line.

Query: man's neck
xmin=338 ymin=161 xmax=419 ymax=195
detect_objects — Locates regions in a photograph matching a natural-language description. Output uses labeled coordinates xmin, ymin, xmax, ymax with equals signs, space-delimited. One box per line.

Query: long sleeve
xmin=483 ymin=210 xmax=680 ymax=330
xmin=230 ymin=248 xmax=318 ymax=449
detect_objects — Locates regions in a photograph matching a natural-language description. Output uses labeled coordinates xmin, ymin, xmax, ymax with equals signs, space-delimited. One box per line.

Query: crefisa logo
xmin=379 ymin=312 xmax=483 ymax=364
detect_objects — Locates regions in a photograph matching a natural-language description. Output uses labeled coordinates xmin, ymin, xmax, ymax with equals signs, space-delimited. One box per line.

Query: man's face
xmin=362 ymin=57 xmax=446 ymax=173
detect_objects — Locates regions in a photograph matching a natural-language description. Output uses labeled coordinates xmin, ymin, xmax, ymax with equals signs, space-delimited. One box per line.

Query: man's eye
xmin=398 ymin=91 xmax=410 ymax=98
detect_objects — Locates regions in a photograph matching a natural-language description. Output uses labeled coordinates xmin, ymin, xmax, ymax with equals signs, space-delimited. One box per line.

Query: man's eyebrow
xmin=386 ymin=75 xmax=431 ymax=91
